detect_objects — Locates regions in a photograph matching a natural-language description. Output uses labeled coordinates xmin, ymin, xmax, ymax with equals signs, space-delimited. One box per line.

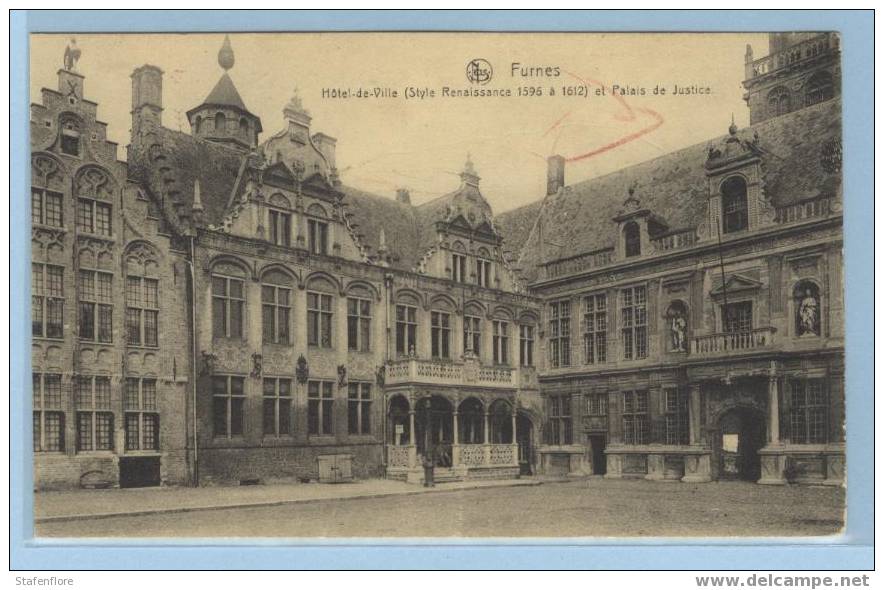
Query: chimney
xmin=547 ymin=154 xmax=565 ymax=196
xmin=131 ymin=65 xmax=164 ymax=136
xmin=396 ymin=188 xmax=411 ymax=204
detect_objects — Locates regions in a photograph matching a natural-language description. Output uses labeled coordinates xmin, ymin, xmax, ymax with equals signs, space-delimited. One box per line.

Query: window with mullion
xmin=790 ymin=380 xmax=828 ymax=444
xmin=268 ymin=208 xmax=292 ymax=246
xmin=212 ymin=375 xmax=245 ymax=438
xmin=546 ymin=394 xmax=572 ymax=445
xmin=31 ymin=188 xmax=63 ymax=227
xmin=124 ymin=377 xmax=159 ymax=451
xmin=262 ymin=284 xmax=291 ymax=345
xmin=79 ymin=269 xmax=113 ymax=343
xmin=451 ymin=254 xmax=466 ymax=283
xmin=431 ymin=311 xmax=451 ymax=359
xmin=262 ymin=377 xmax=293 ymax=437
xmin=492 ymin=320 xmax=509 ymax=365
xmin=347 ymin=382 xmax=372 ymax=435
xmin=32 ymin=263 xmax=65 ymax=338
xmin=396 ymin=304 xmax=418 ymax=356
xmin=620 ymin=286 xmax=647 ymax=360
xmin=476 ymin=258 xmax=492 ymax=287
xmin=76 ymin=198 xmax=112 ymax=236
xmin=307 ymin=292 xmax=334 ymax=348
xmin=586 ymin=393 xmax=607 ymax=416
xmin=622 ymin=390 xmax=650 ymax=445
xmin=723 ymin=301 xmax=753 ymax=333
xmin=463 ymin=315 xmax=482 ymax=356
xmin=212 ymin=275 xmax=244 ymax=340
xmin=308 ymin=219 xmax=329 ymax=255
xmin=347 ymin=297 xmax=372 ymax=352
xmin=583 ymin=293 xmax=607 ymax=364
xmin=126 ymin=276 xmax=159 ymax=346
xmin=548 ymin=300 xmax=571 ymax=368
xmin=663 ymin=387 xmax=689 ymax=445
xmin=33 ymin=373 xmax=64 ymax=452
xmin=308 ymin=380 xmax=335 ymax=436
xmin=519 ymin=324 xmax=535 ymax=367
xmin=75 ymin=375 xmax=113 ymax=452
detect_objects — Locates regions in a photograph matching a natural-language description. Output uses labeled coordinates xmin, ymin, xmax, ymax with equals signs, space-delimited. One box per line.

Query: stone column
xmin=758 ymin=374 xmax=786 ymax=485
xmin=483 ymin=410 xmax=491 ymax=465
xmin=511 ymin=407 xmax=519 ymax=467
xmin=408 ymin=409 xmax=416 ymax=468
xmin=689 ymin=383 xmax=702 ymax=445
xmin=452 ymin=408 xmax=461 ymax=467
xmin=768 ymin=375 xmax=780 ymax=445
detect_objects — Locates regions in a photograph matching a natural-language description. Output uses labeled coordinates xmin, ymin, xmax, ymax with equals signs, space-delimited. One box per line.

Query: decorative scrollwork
xmin=251 ymin=353 xmax=263 ymax=379
xmin=296 ymin=354 xmax=309 ymax=384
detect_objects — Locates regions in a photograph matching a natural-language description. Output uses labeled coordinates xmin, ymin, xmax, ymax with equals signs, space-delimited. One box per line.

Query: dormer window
xmin=721 ymin=176 xmax=749 ymax=234
xmin=268 ymin=209 xmax=291 ymax=246
xmin=308 ymin=219 xmax=328 ymax=255
xmin=476 ymin=248 xmax=492 ymax=287
xmin=623 ymin=221 xmax=641 ymax=257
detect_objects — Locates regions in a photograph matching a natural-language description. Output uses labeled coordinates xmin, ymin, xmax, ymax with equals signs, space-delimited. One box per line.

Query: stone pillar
xmin=483 ymin=411 xmax=491 ymax=465
xmin=768 ymin=375 xmax=780 ymax=445
xmin=408 ymin=409 xmax=416 ymax=468
xmin=511 ymin=407 xmax=519 ymax=467
xmin=452 ymin=409 xmax=460 ymax=467
xmin=758 ymin=374 xmax=786 ymax=485
xmin=689 ymin=383 xmax=702 ymax=445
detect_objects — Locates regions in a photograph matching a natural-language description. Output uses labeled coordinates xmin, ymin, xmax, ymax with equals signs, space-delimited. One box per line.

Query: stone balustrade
xmin=691 ymin=327 xmax=776 ymax=356
xmin=746 ymin=33 xmax=838 ymax=79
xmin=775 ymin=196 xmax=834 ymax=224
xmin=542 ymin=248 xmax=615 ymax=279
xmin=651 ymin=228 xmax=697 ymax=252
xmin=385 ymin=358 xmax=516 ymax=388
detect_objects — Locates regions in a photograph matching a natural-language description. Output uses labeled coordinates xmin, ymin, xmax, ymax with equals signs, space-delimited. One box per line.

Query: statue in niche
xmin=797 ymin=286 xmax=820 ymax=337
xmin=667 ymin=303 xmax=688 ymax=352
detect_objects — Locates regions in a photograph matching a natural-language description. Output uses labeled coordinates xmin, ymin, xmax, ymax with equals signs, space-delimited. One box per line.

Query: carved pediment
xmin=710 ymin=273 xmax=763 ymax=297
xmin=262 ymin=161 xmax=296 ymax=189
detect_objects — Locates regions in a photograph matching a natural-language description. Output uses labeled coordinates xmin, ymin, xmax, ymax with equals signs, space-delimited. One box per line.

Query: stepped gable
xmin=496 ymin=97 xmax=842 ymax=282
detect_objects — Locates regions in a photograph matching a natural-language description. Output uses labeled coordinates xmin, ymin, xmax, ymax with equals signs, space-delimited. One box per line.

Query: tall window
xmin=492 ymin=320 xmax=509 ymax=365
xmin=476 ymin=257 xmax=492 ymax=288
xmin=583 ymin=293 xmax=607 ymax=364
xmin=586 ymin=393 xmax=608 ymax=417
xmin=723 ymin=301 xmax=753 ymax=333
xmin=268 ymin=209 xmax=292 ymax=246
xmin=263 ymin=377 xmax=292 ymax=437
xmin=663 ymin=387 xmax=689 ymax=445
xmin=546 ymin=395 xmax=572 ymax=445
xmin=548 ymin=300 xmax=571 ymax=368
xmin=32 ymin=263 xmax=65 ymax=338
xmin=790 ymin=380 xmax=828 ymax=444
xmin=212 ymin=275 xmax=244 ymax=339
xmin=75 ymin=375 xmax=113 ymax=452
xmin=307 ymin=292 xmax=334 ymax=347
xmin=125 ymin=378 xmax=159 ymax=451
xmin=623 ymin=221 xmax=641 ymax=257
xmin=431 ymin=311 xmax=451 ymax=359
xmin=262 ymin=279 xmax=291 ymax=345
xmin=348 ymin=382 xmax=372 ymax=435
xmin=768 ymin=87 xmax=792 ymax=117
xmin=308 ymin=380 xmax=334 ymax=436
xmin=519 ymin=324 xmax=535 ymax=367
xmin=622 ymin=390 xmax=650 ymax=445
xmin=212 ymin=375 xmax=245 ymax=438
xmin=79 ymin=270 xmax=113 ymax=343
xmin=31 ymin=188 xmax=63 ymax=227
xmin=33 ymin=373 xmax=64 ymax=452
xmin=396 ymin=304 xmax=418 ymax=356
xmin=308 ymin=219 xmax=329 ymax=255
xmin=721 ymin=176 xmax=749 ymax=234
xmin=804 ymin=72 xmax=834 ymax=107
xmin=463 ymin=315 xmax=482 ymax=356
xmin=620 ymin=285 xmax=647 ymax=360
xmin=60 ymin=119 xmax=81 ymax=156
xmin=451 ymin=253 xmax=467 ymax=283
xmin=126 ymin=276 xmax=159 ymax=346
xmin=347 ymin=297 xmax=372 ymax=352
xmin=76 ymin=198 xmax=112 ymax=236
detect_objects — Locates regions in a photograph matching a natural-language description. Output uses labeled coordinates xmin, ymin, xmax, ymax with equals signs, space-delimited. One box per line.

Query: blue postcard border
xmin=10 ymin=9 xmax=874 ymax=570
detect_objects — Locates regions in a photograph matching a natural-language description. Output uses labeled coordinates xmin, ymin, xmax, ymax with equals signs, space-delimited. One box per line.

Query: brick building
xmin=30 ymin=32 xmax=843 ymax=489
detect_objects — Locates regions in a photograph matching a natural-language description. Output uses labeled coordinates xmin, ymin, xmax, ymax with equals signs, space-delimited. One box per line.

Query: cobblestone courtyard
xmin=36 ymin=478 xmax=845 ymax=538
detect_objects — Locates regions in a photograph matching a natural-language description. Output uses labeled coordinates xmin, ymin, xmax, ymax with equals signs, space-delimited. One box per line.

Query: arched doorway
xmin=415 ymin=395 xmax=453 ymax=467
xmin=387 ymin=394 xmax=411 ymax=446
xmin=716 ymin=406 xmax=765 ymax=481
xmin=516 ymin=411 xmax=535 ymax=476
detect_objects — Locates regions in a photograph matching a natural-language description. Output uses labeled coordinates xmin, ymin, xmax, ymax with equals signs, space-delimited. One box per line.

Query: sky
xmin=30 ymin=32 xmax=769 ymax=214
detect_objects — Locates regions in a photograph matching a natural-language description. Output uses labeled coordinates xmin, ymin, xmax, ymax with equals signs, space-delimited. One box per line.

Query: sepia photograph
xmin=25 ymin=27 xmax=849 ymax=542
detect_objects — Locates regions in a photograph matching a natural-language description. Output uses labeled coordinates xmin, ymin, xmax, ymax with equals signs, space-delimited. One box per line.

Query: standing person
xmin=421 ymin=448 xmax=435 ymax=488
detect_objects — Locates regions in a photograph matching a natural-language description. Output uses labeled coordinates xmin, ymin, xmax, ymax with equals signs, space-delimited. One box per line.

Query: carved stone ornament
xmin=201 ymin=351 xmax=217 ymax=376
xmin=376 ymin=364 xmax=386 ymax=387
xmin=296 ymin=354 xmax=309 ymax=384
xmin=251 ymin=352 xmax=263 ymax=378
xmin=337 ymin=364 xmax=348 ymax=388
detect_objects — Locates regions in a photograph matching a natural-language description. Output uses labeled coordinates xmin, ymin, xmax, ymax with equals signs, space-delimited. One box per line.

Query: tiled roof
xmin=200 ymin=73 xmax=249 ymax=112
xmin=495 ymin=98 xmax=842 ymax=282
xmin=340 ymin=185 xmax=423 ymax=271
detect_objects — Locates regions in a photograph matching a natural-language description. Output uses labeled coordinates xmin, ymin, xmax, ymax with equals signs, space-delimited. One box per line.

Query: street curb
xmin=35 ymin=479 xmax=545 ymax=525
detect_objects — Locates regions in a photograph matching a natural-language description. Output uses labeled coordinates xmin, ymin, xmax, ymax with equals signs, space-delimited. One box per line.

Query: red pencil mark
xmin=541 ymin=70 xmax=665 ymax=163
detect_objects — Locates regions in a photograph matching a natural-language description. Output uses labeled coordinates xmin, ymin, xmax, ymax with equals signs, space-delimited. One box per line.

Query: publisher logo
xmin=466 ymin=59 xmax=493 ymax=85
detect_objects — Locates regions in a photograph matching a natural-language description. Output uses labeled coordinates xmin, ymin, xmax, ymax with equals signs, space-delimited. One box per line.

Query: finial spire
xmin=63 ymin=37 xmax=81 ymax=72
xmin=192 ymin=178 xmax=204 ymax=211
xmin=464 ymin=152 xmax=475 ymax=175
xmin=728 ymin=114 xmax=738 ymax=136
xmin=218 ymin=35 xmax=235 ymax=71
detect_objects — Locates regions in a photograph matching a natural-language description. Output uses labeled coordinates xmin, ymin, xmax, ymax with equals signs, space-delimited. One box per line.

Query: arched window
xmin=489 ymin=399 xmax=513 ymax=443
xmin=457 ymin=398 xmax=484 ymax=444
xmin=665 ymin=301 xmax=689 ymax=352
xmin=262 ymin=270 xmax=292 ymax=345
xmin=721 ymin=176 xmax=749 ymax=234
xmin=450 ymin=241 xmax=467 ymax=283
xmin=767 ymin=87 xmax=792 ymax=117
xmin=623 ymin=221 xmax=641 ymax=257
xmin=214 ymin=112 xmax=226 ymax=133
xmin=794 ymin=281 xmax=821 ymax=337
xmin=476 ymin=247 xmax=493 ymax=287
xmin=805 ymin=72 xmax=834 ymax=107
xmin=306 ymin=203 xmax=329 ymax=255
xmin=212 ymin=262 xmax=246 ymax=339
xmin=239 ymin=117 xmax=249 ymax=135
